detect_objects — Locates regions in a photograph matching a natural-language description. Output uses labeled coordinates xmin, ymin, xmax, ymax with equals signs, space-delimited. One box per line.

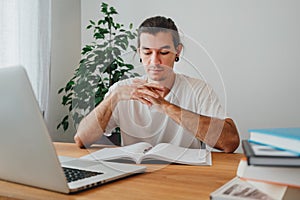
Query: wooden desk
xmin=0 ymin=142 xmax=243 ymax=200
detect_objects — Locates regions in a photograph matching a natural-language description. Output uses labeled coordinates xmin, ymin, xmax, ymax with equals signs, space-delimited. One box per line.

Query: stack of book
xmin=210 ymin=127 xmax=300 ymax=200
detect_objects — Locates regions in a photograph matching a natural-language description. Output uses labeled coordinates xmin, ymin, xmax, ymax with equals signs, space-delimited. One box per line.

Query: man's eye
xmin=143 ymin=51 xmax=151 ymax=55
xmin=160 ymin=51 xmax=170 ymax=55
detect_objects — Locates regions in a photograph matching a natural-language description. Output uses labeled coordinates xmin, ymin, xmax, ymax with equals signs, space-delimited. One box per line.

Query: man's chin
xmin=148 ymin=76 xmax=166 ymax=82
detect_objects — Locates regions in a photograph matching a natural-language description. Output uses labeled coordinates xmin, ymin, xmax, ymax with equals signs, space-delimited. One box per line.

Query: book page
xmin=81 ymin=142 xmax=153 ymax=163
xmin=246 ymin=180 xmax=286 ymax=200
xmin=251 ymin=143 xmax=298 ymax=157
xmin=210 ymin=177 xmax=275 ymax=200
xmin=236 ymin=159 xmax=300 ymax=187
xmin=142 ymin=143 xmax=210 ymax=165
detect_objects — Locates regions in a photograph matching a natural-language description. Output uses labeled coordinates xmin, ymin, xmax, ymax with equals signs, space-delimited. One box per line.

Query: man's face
xmin=139 ymin=32 xmax=178 ymax=82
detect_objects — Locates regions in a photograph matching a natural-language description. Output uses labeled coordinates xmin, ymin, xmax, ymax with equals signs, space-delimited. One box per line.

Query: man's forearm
xmin=196 ymin=116 xmax=240 ymax=152
xmin=162 ymin=102 xmax=240 ymax=152
xmin=75 ymin=92 xmax=119 ymax=147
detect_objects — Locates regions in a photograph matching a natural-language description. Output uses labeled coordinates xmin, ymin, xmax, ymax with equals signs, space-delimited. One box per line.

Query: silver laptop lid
xmin=0 ymin=66 xmax=69 ymax=193
xmin=0 ymin=66 xmax=146 ymax=194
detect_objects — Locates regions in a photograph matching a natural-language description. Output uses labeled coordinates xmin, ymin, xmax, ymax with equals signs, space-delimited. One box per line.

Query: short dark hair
xmin=137 ymin=16 xmax=181 ymax=48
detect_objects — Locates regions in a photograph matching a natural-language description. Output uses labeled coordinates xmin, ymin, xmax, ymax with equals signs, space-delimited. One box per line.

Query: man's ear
xmin=137 ymin=47 xmax=141 ymax=55
xmin=137 ymin=47 xmax=142 ymax=61
xmin=176 ymin=44 xmax=183 ymax=56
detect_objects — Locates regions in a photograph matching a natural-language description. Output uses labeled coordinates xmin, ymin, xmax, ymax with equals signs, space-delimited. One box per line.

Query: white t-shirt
xmin=104 ymin=73 xmax=226 ymax=149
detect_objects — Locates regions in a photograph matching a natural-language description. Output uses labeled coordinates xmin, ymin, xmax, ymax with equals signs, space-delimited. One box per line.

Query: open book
xmin=81 ymin=142 xmax=212 ymax=166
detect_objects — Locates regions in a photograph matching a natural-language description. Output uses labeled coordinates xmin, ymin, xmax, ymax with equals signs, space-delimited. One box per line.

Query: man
xmin=74 ymin=16 xmax=240 ymax=153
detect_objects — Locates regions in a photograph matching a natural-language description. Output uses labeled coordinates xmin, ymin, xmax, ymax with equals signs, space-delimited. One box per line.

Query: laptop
xmin=0 ymin=66 xmax=146 ymax=193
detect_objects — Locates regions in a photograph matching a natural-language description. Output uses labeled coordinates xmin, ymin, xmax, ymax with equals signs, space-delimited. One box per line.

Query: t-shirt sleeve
xmin=196 ymin=84 xmax=227 ymax=119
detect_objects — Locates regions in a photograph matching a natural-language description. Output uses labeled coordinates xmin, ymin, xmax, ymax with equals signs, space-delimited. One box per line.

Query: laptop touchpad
xmin=62 ymin=159 xmax=102 ymax=168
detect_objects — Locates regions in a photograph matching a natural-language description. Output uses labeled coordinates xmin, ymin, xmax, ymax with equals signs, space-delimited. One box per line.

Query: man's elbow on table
xmin=222 ymin=119 xmax=240 ymax=153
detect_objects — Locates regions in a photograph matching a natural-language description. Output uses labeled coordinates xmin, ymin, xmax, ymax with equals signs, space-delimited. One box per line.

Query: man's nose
xmin=150 ymin=52 xmax=160 ymax=66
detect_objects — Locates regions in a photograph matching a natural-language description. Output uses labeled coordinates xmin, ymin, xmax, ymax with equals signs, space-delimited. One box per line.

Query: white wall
xmin=80 ymin=0 xmax=300 ymax=152
xmin=47 ymin=0 xmax=81 ymax=142
xmin=48 ymin=0 xmax=300 ymax=151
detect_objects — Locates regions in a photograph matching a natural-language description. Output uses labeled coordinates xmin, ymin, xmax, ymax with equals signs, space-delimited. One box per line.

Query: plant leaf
xmin=57 ymin=1 xmax=140 ymax=132
xmin=58 ymin=87 xmax=64 ymax=94
xmin=89 ymin=20 xmax=95 ymax=25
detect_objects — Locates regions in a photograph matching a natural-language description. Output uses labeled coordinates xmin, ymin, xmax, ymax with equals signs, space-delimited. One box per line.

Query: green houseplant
xmin=57 ymin=2 xmax=138 ymax=139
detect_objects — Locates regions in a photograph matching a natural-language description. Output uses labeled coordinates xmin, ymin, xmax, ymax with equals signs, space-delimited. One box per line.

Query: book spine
xmin=241 ymin=140 xmax=255 ymax=165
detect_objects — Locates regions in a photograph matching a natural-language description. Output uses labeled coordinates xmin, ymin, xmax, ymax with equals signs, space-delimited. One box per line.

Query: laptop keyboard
xmin=63 ymin=167 xmax=103 ymax=183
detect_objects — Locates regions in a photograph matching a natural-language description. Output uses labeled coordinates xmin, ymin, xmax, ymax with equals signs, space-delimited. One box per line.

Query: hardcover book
xmin=241 ymin=140 xmax=300 ymax=167
xmin=81 ymin=142 xmax=212 ymax=166
xmin=210 ymin=177 xmax=274 ymax=200
xmin=248 ymin=127 xmax=300 ymax=154
xmin=210 ymin=176 xmax=299 ymax=200
xmin=236 ymin=158 xmax=300 ymax=188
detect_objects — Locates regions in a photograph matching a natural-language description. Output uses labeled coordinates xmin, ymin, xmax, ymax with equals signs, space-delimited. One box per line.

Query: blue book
xmin=248 ymin=127 xmax=300 ymax=154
